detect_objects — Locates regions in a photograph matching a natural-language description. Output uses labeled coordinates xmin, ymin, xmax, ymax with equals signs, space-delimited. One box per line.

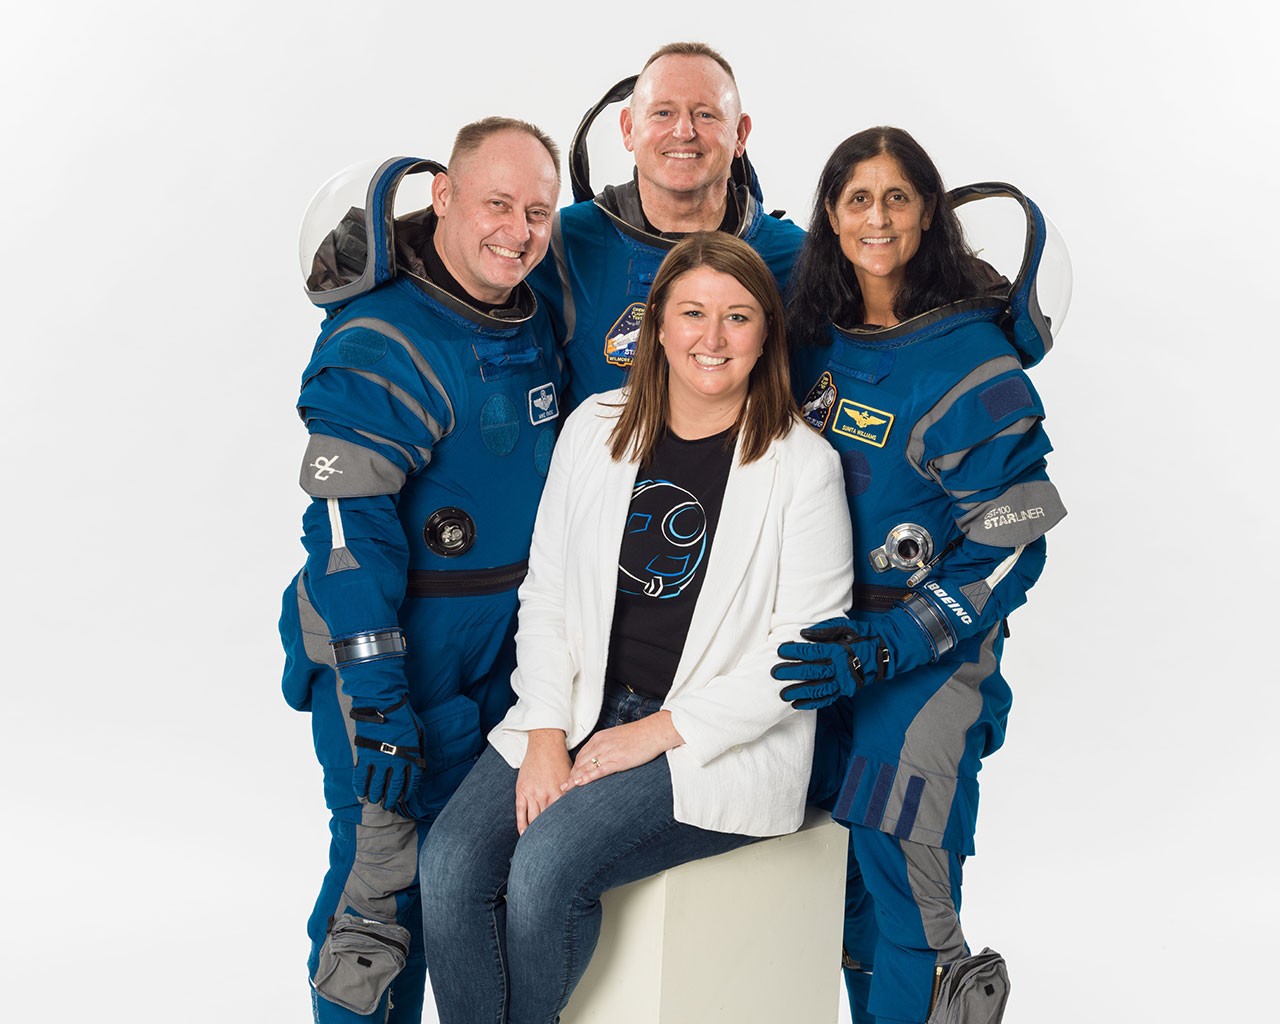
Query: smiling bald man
xmin=528 ymin=41 xmax=806 ymax=413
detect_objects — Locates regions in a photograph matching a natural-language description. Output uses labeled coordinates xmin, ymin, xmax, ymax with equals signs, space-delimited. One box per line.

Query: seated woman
xmin=419 ymin=232 xmax=854 ymax=1024
xmin=775 ymin=126 xmax=1068 ymax=1024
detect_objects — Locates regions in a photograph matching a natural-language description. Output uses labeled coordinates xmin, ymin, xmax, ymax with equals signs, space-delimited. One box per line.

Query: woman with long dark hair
xmin=776 ymin=127 xmax=1067 ymax=1024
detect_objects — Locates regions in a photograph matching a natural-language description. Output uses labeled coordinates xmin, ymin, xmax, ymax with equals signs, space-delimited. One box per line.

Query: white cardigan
xmin=490 ymin=391 xmax=853 ymax=836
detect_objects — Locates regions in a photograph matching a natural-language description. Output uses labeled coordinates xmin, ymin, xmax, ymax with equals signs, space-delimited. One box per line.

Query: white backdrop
xmin=3 ymin=1 xmax=1274 ymax=1020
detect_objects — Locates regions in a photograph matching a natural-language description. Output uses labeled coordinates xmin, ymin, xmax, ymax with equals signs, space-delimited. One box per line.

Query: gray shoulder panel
xmin=300 ymin=434 xmax=407 ymax=498
xmin=956 ymin=480 xmax=1067 ymax=545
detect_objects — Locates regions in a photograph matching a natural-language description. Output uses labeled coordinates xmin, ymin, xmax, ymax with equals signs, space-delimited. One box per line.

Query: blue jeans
xmin=418 ymin=687 xmax=758 ymax=1024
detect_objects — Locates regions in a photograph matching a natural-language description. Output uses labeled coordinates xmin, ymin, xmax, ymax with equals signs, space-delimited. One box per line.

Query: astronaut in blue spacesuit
xmin=278 ymin=118 xmax=563 ymax=1024
xmin=773 ymin=128 xmax=1068 ymax=1024
xmin=528 ymin=41 xmax=805 ymax=412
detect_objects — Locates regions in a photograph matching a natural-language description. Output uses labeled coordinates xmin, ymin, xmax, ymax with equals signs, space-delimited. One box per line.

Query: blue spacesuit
xmin=779 ymin=185 xmax=1067 ymax=1024
xmin=279 ymin=158 xmax=561 ymax=1023
xmin=529 ymin=187 xmax=804 ymax=412
xmin=528 ymin=76 xmax=805 ymax=413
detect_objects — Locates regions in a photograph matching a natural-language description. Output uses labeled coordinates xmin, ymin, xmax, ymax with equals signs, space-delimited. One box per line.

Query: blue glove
xmin=777 ymin=586 xmax=976 ymax=708
xmin=349 ymin=695 xmax=427 ymax=814
xmin=329 ymin=629 xmax=426 ymax=814
xmin=773 ymin=617 xmax=891 ymax=710
xmin=776 ymin=599 xmax=949 ymax=709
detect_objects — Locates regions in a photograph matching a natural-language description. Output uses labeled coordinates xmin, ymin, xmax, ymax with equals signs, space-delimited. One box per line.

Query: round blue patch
xmin=840 ymin=449 xmax=871 ymax=498
xmin=480 ymin=394 xmax=520 ymax=456
xmin=534 ymin=428 xmax=554 ymax=477
xmin=336 ymin=328 xmax=388 ymax=367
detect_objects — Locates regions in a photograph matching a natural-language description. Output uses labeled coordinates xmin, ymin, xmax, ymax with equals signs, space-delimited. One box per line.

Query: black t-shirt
xmin=604 ymin=428 xmax=736 ymax=699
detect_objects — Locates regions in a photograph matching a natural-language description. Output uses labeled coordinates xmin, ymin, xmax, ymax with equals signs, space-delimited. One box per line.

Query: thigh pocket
xmin=927 ymin=947 xmax=1009 ymax=1023
xmin=312 ymin=914 xmax=410 ymax=1015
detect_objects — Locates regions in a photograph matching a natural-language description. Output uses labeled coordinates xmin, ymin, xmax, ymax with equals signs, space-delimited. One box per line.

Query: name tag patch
xmin=831 ymin=400 xmax=894 ymax=448
xmin=528 ymin=382 xmax=559 ymax=425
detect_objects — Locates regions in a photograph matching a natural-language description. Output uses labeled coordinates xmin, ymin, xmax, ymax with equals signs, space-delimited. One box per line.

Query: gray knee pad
xmin=312 ymin=914 xmax=411 ymax=1016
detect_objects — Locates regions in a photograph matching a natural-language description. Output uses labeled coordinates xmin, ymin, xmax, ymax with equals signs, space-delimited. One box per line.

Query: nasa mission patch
xmin=604 ymin=302 xmax=645 ymax=367
xmin=800 ymin=371 xmax=837 ymax=431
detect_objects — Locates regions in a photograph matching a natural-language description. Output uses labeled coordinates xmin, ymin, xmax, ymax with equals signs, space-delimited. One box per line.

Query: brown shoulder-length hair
xmin=608 ymin=232 xmax=795 ymax=466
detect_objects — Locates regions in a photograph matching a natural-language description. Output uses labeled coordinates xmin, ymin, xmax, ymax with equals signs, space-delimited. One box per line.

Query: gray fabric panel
xmin=551 ymin=214 xmax=576 ymax=343
xmin=902 ymin=839 xmax=967 ymax=963
xmin=960 ymin=579 xmax=992 ymax=615
xmin=904 ymin=356 xmax=1022 ymax=479
xmin=326 ymin=547 xmax=361 ymax=574
xmin=340 ymin=317 xmax=456 ymax=438
xmin=301 ymin=434 xmax=408 ymax=498
xmin=926 ymin=416 xmax=1039 ymax=477
xmin=331 ymin=667 xmax=419 ymax=922
xmin=339 ymin=810 xmax=419 ymax=922
xmin=295 ymin=573 xmax=335 ymax=666
xmin=881 ymin=629 xmax=999 ymax=846
xmin=956 ymin=479 xmax=1067 ymax=545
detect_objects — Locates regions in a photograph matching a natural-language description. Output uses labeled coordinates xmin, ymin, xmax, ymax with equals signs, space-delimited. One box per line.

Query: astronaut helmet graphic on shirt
xmin=617 ymin=479 xmax=708 ymax=599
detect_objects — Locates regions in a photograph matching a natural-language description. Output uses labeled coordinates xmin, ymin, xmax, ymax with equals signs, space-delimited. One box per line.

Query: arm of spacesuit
xmin=777 ymin=364 xmax=1065 ymax=706
xmin=292 ymin=330 xmax=452 ymax=808
xmin=775 ymin=525 xmax=1057 ymax=711
xmin=900 ymin=360 xmax=1066 ymax=659
xmin=297 ymin=437 xmax=426 ymax=812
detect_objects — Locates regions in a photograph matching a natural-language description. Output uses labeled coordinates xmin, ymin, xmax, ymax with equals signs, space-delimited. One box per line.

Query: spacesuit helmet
xmin=948 ymin=182 xmax=1073 ymax=367
xmin=297 ymin=156 xmax=444 ymax=309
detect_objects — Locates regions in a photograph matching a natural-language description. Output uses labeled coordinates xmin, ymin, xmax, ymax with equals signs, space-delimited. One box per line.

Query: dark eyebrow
xmin=844 ymin=185 xmax=912 ymax=196
xmin=674 ymin=299 xmax=758 ymax=311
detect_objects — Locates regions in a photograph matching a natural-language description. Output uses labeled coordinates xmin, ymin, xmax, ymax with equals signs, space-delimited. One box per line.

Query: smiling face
xmin=825 ymin=152 xmax=935 ymax=302
xmin=621 ymin=54 xmax=750 ymax=208
xmin=658 ymin=265 xmax=765 ymax=428
xmin=431 ymin=129 xmax=559 ymax=306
